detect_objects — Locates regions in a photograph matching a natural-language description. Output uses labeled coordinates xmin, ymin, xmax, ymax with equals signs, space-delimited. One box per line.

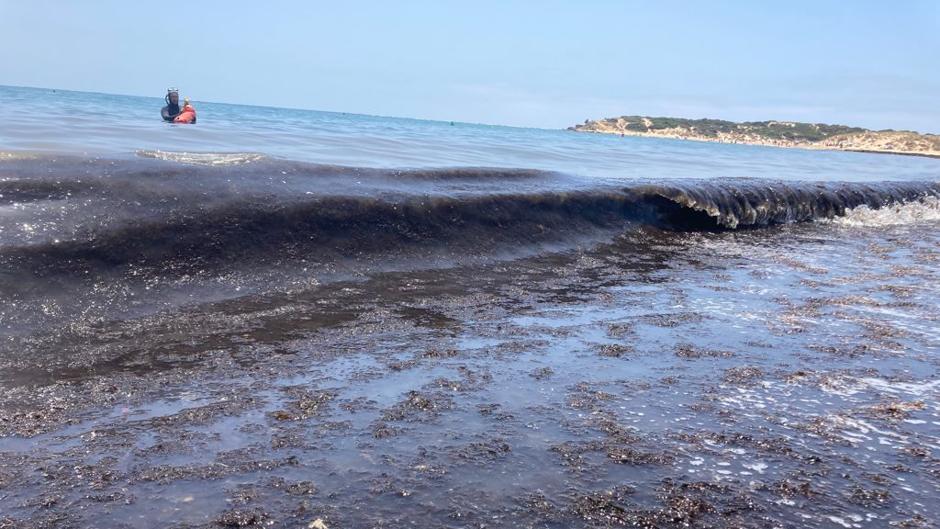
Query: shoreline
xmin=3 ymin=214 xmax=938 ymax=527
xmin=571 ymin=128 xmax=940 ymax=160
xmin=844 ymin=148 xmax=940 ymax=159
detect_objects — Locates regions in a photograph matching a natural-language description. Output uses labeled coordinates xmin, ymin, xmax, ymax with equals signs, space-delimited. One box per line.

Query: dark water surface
xmin=1 ymin=85 xmax=939 ymax=528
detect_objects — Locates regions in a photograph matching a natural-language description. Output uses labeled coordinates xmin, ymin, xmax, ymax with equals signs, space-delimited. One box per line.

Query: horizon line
xmin=4 ymin=83 xmax=934 ymax=136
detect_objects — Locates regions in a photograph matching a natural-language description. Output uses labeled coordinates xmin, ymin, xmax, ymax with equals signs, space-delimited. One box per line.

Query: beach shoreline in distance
xmin=570 ymin=116 xmax=940 ymax=159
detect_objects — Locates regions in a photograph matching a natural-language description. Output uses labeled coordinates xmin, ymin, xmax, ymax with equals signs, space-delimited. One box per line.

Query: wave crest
xmin=136 ymin=150 xmax=266 ymax=166
xmin=827 ymin=196 xmax=940 ymax=227
xmin=1 ymin=155 xmax=937 ymax=275
xmin=647 ymin=181 xmax=939 ymax=228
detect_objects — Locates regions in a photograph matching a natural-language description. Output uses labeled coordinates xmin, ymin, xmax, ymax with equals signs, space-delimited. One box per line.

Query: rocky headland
xmin=570 ymin=116 xmax=940 ymax=158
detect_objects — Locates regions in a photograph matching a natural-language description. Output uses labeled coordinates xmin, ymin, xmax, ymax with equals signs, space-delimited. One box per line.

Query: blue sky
xmin=2 ymin=1 xmax=938 ymax=131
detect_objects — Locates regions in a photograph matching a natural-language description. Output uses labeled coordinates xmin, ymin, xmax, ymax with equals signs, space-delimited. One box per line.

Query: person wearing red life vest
xmin=173 ymin=97 xmax=197 ymax=124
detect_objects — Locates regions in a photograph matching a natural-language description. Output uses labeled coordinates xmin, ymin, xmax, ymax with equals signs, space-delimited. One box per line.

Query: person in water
xmin=173 ymin=97 xmax=197 ymax=124
xmin=161 ymin=88 xmax=197 ymax=123
xmin=161 ymin=88 xmax=181 ymax=122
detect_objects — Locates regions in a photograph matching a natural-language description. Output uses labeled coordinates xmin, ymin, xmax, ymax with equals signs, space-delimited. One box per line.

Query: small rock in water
xmin=308 ymin=518 xmax=329 ymax=529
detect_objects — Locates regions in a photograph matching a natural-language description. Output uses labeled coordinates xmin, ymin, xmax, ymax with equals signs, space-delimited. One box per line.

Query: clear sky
xmin=2 ymin=1 xmax=938 ymax=132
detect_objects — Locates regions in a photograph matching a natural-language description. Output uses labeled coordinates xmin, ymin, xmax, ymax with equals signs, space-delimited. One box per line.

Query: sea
xmin=0 ymin=84 xmax=938 ymax=528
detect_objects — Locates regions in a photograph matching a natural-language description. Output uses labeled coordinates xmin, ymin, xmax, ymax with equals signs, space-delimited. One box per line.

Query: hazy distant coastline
xmin=570 ymin=116 xmax=940 ymax=158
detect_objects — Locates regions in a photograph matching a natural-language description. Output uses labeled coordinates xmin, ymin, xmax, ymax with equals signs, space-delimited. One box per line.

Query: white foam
xmin=0 ymin=151 xmax=40 ymax=160
xmin=136 ymin=150 xmax=266 ymax=166
xmin=828 ymin=515 xmax=852 ymax=528
xmin=856 ymin=377 xmax=940 ymax=397
xmin=743 ymin=461 xmax=768 ymax=474
xmin=827 ymin=196 xmax=940 ymax=227
xmin=820 ymin=376 xmax=940 ymax=398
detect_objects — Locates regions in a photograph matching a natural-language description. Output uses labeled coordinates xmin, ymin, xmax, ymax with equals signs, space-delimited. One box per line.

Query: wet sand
xmin=1 ymin=216 xmax=938 ymax=528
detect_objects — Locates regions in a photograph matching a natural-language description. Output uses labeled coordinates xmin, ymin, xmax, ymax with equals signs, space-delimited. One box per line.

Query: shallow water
xmin=0 ymin=85 xmax=938 ymax=528
xmin=1 ymin=216 xmax=938 ymax=528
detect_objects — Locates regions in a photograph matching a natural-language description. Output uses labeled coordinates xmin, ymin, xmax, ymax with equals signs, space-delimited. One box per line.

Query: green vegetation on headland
xmin=569 ymin=115 xmax=940 ymax=158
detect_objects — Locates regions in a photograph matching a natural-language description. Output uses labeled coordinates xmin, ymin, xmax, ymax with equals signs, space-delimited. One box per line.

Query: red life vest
xmin=174 ymin=104 xmax=197 ymax=124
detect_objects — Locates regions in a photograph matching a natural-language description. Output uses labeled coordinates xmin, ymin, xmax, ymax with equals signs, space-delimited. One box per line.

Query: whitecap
xmin=828 ymin=196 xmax=940 ymax=227
xmin=136 ymin=150 xmax=266 ymax=166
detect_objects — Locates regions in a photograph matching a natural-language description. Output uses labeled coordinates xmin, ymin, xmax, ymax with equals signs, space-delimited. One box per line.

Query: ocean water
xmin=1 ymin=84 xmax=938 ymax=181
xmin=1 ymin=85 xmax=939 ymax=528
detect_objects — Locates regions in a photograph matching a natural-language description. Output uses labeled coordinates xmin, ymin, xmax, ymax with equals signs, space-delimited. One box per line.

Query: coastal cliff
xmin=569 ymin=116 xmax=940 ymax=158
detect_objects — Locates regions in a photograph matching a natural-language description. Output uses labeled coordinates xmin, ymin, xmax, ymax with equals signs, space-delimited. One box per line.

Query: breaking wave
xmin=827 ymin=195 xmax=940 ymax=227
xmin=0 ymin=155 xmax=937 ymax=276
